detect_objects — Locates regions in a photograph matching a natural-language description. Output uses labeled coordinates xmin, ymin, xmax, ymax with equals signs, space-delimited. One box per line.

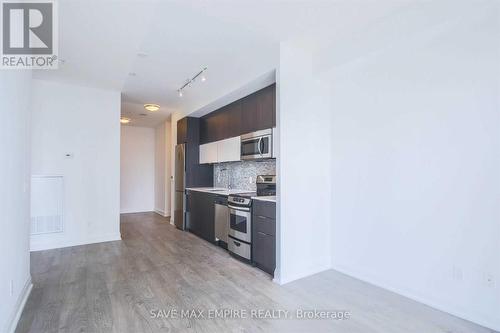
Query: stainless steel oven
xmin=227 ymin=193 xmax=254 ymax=260
xmin=228 ymin=203 xmax=251 ymax=243
xmin=240 ymin=129 xmax=273 ymax=160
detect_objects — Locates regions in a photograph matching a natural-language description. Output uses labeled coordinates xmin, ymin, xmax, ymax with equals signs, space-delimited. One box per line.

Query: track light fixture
xmin=177 ymin=67 xmax=207 ymax=97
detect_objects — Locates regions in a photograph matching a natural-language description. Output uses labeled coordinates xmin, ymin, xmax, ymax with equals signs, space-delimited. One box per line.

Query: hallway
xmin=15 ymin=213 xmax=493 ymax=333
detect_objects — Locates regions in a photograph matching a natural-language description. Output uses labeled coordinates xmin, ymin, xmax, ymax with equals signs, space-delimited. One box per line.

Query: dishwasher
xmin=214 ymin=196 xmax=229 ymax=247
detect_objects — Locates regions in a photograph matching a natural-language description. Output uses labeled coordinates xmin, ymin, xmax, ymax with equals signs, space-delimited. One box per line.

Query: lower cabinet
xmin=186 ymin=192 xmax=276 ymax=275
xmin=253 ymin=230 xmax=275 ymax=275
xmin=186 ymin=190 xmax=215 ymax=243
xmin=252 ymin=200 xmax=276 ymax=276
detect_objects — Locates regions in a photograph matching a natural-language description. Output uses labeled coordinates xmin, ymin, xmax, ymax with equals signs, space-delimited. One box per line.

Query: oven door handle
xmin=228 ymin=205 xmax=250 ymax=212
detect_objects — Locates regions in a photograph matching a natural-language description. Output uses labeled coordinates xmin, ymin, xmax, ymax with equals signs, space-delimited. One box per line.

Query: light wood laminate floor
xmin=16 ymin=212 xmax=495 ymax=333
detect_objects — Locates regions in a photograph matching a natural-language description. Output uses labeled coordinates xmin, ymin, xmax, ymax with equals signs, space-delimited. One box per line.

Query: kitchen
xmin=174 ymin=83 xmax=278 ymax=276
xmin=6 ymin=1 xmax=498 ymax=332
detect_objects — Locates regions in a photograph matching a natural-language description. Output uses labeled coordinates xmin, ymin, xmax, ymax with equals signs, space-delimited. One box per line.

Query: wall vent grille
xmin=31 ymin=215 xmax=63 ymax=235
xmin=30 ymin=176 xmax=64 ymax=235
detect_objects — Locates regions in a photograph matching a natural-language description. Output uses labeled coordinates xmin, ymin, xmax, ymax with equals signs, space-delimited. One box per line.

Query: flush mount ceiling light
xmin=120 ymin=117 xmax=131 ymax=124
xmin=177 ymin=67 xmax=207 ymax=97
xmin=144 ymin=104 xmax=160 ymax=112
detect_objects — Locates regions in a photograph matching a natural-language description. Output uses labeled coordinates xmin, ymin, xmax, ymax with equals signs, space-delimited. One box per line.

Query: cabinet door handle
xmin=233 ymin=241 xmax=241 ymax=247
xmin=257 ymin=231 xmax=268 ymax=236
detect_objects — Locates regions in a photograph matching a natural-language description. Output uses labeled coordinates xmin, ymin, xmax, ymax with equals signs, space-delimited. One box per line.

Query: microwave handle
xmin=258 ymin=137 xmax=263 ymax=155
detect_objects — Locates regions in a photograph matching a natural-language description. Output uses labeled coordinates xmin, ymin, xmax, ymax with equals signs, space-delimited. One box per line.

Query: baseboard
xmin=275 ymin=263 xmax=331 ymax=285
xmin=30 ymin=233 xmax=122 ymax=251
xmin=154 ymin=209 xmax=168 ymax=217
xmin=7 ymin=276 xmax=32 ymax=333
xmin=332 ymin=264 xmax=500 ymax=332
xmin=120 ymin=209 xmax=154 ymax=214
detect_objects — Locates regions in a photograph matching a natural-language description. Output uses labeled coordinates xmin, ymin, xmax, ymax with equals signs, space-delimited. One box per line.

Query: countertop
xmin=186 ymin=188 xmax=277 ymax=203
xmin=251 ymin=196 xmax=276 ymax=203
xmin=186 ymin=187 xmax=250 ymax=196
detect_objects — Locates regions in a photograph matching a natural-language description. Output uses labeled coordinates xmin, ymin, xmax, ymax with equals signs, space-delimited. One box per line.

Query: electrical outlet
xmin=10 ymin=280 xmax=13 ymax=296
xmin=248 ymin=176 xmax=253 ymax=184
xmin=484 ymin=273 xmax=496 ymax=288
xmin=452 ymin=266 xmax=463 ymax=281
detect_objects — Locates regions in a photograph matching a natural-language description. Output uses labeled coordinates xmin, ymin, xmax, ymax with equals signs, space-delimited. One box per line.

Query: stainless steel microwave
xmin=240 ymin=129 xmax=273 ymax=160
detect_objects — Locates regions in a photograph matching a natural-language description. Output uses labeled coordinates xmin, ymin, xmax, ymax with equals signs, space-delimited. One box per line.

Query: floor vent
xmin=31 ymin=175 xmax=64 ymax=235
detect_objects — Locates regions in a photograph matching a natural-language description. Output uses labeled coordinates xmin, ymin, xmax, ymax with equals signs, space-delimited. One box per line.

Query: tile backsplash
xmin=214 ymin=159 xmax=276 ymax=191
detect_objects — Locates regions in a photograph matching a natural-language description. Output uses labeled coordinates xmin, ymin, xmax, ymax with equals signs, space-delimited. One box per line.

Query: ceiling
xmin=33 ymin=0 xmax=411 ymax=127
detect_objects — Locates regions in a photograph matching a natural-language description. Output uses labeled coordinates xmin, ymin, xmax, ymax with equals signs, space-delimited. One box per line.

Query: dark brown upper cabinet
xmin=177 ymin=117 xmax=200 ymax=145
xmin=260 ymin=84 xmax=276 ymax=128
xmin=176 ymin=117 xmax=213 ymax=187
xmin=241 ymin=84 xmax=276 ymax=135
xmin=177 ymin=117 xmax=188 ymax=143
xmin=200 ymin=108 xmax=228 ymax=143
xmin=241 ymin=91 xmax=260 ymax=134
xmin=225 ymin=101 xmax=242 ymax=138
xmin=200 ymin=111 xmax=217 ymax=143
xmin=200 ymin=83 xmax=275 ymax=144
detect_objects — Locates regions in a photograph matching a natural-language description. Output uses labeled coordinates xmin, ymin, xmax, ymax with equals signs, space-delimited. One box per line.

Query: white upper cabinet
xmin=199 ymin=136 xmax=241 ymax=164
xmin=217 ymin=136 xmax=241 ymax=163
xmin=199 ymin=141 xmax=218 ymax=164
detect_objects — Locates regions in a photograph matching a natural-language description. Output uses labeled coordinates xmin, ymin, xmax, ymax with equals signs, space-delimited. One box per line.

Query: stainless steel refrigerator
xmin=174 ymin=144 xmax=186 ymax=230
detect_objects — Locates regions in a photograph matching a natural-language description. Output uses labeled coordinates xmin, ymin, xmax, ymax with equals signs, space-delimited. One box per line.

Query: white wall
xmin=120 ymin=126 xmax=155 ymax=213
xmin=326 ymin=3 xmax=500 ymax=331
xmin=0 ymin=72 xmax=32 ymax=332
xmin=154 ymin=123 xmax=166 ymax=215
xmin=276 ymin=42 xmax=332 ymax=284
xmin=31 ymin=80 xmax=121 ymax=251
xmin=276 ymin=2 xmax=499 ymax=330
xmin=154 ymin=120 xmax=172 ymax=216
